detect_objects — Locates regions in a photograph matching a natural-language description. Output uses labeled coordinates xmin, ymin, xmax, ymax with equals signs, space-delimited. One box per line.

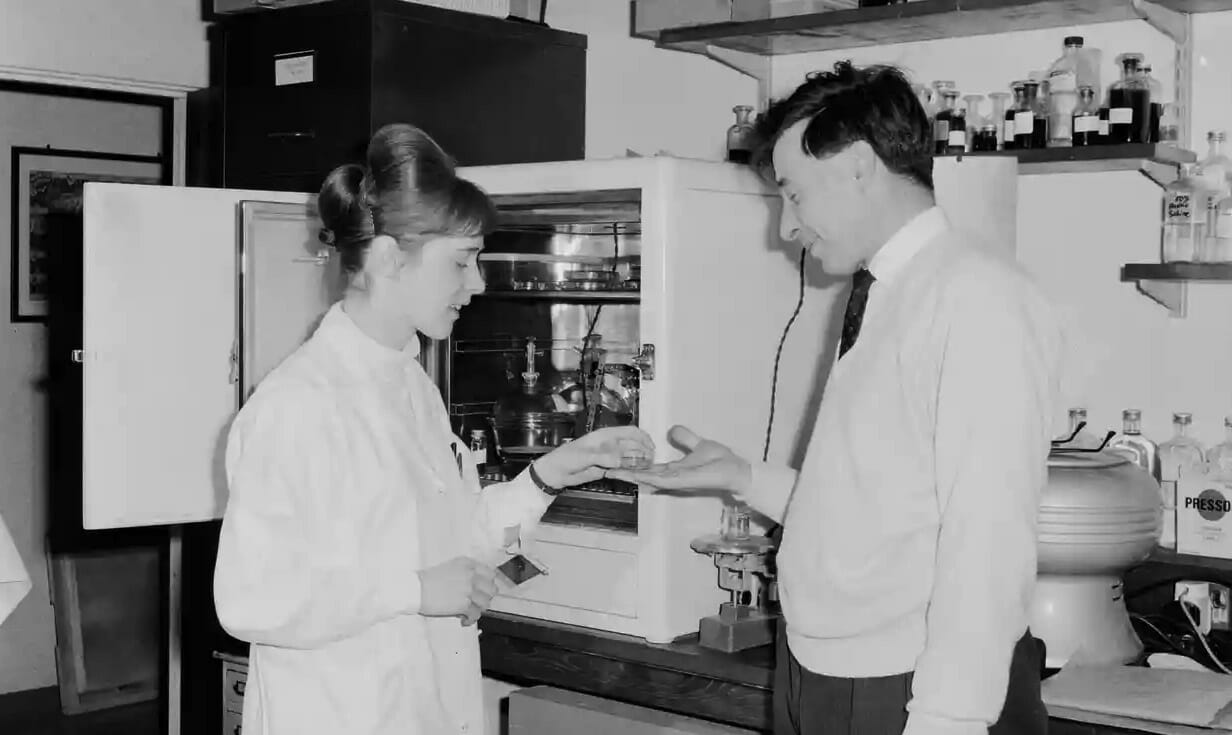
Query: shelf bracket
xmin=1131 ymin=0 xmax=1194 ymax=151
xmin=1133 ymin=278 xmax=1188 ymax=317
xmin=671 ymin=42 xmax=773 ymax=111
xmin=1139 ymin=158 xmax=1181 ymax=188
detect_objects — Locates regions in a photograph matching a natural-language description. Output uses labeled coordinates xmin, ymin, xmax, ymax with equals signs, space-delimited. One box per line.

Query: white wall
xmin=546 ymin=0 xmax=760 ymax=160
xmin=757 ymin=14 xmax=1232 ymax=449
xmin=0 ymin=0 xmax=209 ymax=89
xmin=0 ymin=91 xmax=164 ymax=694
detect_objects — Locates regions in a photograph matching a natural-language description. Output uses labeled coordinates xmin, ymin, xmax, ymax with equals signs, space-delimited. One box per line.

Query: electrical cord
xmin=762 ymin=247 xmax=808 ymax=463
xmin=1177 ymin=589 xmax=1232 ymax=674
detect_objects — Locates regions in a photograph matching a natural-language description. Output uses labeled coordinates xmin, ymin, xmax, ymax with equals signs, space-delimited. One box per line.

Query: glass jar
xmin=1159 ymin=103 xmax=1180 ymax=144
xmin=933 ymin=85 xmax=960 ymax=155
xmin=988 ymin=91 xmax=1011 ymax=150
xmin=1015 ymin=80 xmax=1048 ymax=149
xmin=1162 ymin=162 xmax=1208 ymax=263
xmin=1004 ymin=83 xmax=1026 ymax=151
xmin=726 ymin=105 xmax=755 ymax=164
xmin=1047 ymin=35 xmax=1086 ymax=147
xmin=1140 ymin=63 xmax=1165 ymax=143
xmin=1071 ymin=85 xmax=1100 ymax=147
xmin=1158 ymin=412 xmax=1206 ymax=551
xmin=1197 ymin=130 xmax=1232 ymax=262
xmin=1108 ymin=52 xmax=1150 ymax=144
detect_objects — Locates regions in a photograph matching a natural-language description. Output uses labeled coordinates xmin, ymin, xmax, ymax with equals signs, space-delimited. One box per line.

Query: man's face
xmin=771 ymin=120 xmax=869 ymax=276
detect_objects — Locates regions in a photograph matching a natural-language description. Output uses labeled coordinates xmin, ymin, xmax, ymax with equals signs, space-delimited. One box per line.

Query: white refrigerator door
xmin=81 ymin=182 xmax=313 ymax=529
xmin=238 ymin=199 xmax=333 ymax=401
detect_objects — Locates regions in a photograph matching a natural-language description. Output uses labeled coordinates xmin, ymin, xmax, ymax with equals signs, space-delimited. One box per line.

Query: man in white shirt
xmin=613 ymin=62 xmax=1064 ymax=735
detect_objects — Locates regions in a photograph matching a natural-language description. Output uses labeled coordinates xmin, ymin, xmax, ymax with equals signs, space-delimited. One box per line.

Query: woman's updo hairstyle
xmin=317 ymin=123 xmax=497 ymax=275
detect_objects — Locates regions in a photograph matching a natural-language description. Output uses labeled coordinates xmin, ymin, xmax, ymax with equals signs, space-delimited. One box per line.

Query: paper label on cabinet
xmin=274 ymin=52 xmax=315 ymax=86
xmin=1110 ymin=107 xmax=1133 ymax=124
xmin=1014 ymin=111 xmax=1034 ymax=136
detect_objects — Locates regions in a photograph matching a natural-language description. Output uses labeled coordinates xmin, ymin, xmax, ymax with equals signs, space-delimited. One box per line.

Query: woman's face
xmin=388 ymin=234 xmax=486 ymax=341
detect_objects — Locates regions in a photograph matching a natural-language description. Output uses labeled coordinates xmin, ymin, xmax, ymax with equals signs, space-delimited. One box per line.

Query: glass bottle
xmin=469 ymin=428 xmax=489 ymax=473
xmin=1108 ymin=52 xmax=1150 ymax=144
xmin=726 ymin=105 xmax=755 ymax=165
xmin=1197 ymin=131 xmax=1232 ymax=263
xmin=1207 ymin=416 xmax=1232 ymax=477
xmin=1005 ymin=82 xmax=1026 ymax=151
xmin=988 ymin=91 xmax=1011 ymax=150
xmin=934 ymin=88 xmax=962 ymax=155
xmin=1108 ymin=409 xmax=1161 ymax=482
xmin=1162 ymin=163 xmax=1208 ymax=263
xmin=1071 ymin=86 xmax=1100 ymax=147
xmin=1047 ymin=36 xmax=1086 ymax=147
xmin=1140 ymin=63 xmax=1164 ymax=143
xmin=962 ymin=94 xmax=992 ymax=152
xmin=1159 ymin=103 xmax=1180 ymax=144
xmin=913 ymin=83 xmax=935 ymax=120
xmin=1065 ymin=407 xmax=1102 ymax=449
xmin=1031 ymin=72 xmax=1051 ymax=148
xmin=1015 ymin=80 xmax=1048 ymax=149
xmin=1158 ymin=412 xmax=1206 ymax=551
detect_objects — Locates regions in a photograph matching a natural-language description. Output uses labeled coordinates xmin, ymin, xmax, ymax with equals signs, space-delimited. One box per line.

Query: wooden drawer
xmin=222 ymin=707 xmax=243 ymax=735
xmin=222 ymin=661 xmax=248 ymax=713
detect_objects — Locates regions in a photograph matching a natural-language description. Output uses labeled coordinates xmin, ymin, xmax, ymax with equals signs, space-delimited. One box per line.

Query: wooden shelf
xmin=1121 ymin=263 xmax=1232 ymax=281
xmin=645 ymin=0 xmax=1232 ymax=56
xmin=942 ymin=142 xmax=1195 ymax=175
xmin=1144 ymin=547 xmax=1232 ymax=573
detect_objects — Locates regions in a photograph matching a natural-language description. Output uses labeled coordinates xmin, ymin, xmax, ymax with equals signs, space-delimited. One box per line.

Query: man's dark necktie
xmin=838 ymin=268 xmax=875 ymax=359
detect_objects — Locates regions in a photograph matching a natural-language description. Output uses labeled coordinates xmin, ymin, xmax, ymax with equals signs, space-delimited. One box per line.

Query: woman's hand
xmin=532 ymin=426 xmax=655 ymax=490
xmin=607 ymin=425 xmax=751 ymax=495
xmin=417 ymin=557 xmax=497 ymax=626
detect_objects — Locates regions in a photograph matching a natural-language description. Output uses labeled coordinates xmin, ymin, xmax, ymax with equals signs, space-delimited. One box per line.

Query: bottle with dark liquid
xmin=1015 ymin=80 xmax=1048 ymax=149
xmin=1072 ymin=85 xmax=1100 ymax=147
xmin=1141 ymin=63 xmax=1164 ymax=143
xmin=932 ymin=82 xmax=958 ymax=155
xmin=1108 ymin=53 xmax=1151 ymax=144
xmin=726 ymin=105 xmax=755 ymax=164
xmin=1005 ymin=82 xmax=1026 ymax=151
xmin=988 ymin=91 xmax=1011 ymax=150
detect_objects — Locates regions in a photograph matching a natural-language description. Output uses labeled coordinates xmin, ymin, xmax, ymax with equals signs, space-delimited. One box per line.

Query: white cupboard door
xmin=81 ymin=182 xmax=313 ymax=529
xmin=238 ymin=199 xmax=334 ymax=401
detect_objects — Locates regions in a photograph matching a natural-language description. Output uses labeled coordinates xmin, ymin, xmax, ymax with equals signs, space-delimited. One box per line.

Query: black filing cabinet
xmin=197 ymin=0 xmax=587 ymax=192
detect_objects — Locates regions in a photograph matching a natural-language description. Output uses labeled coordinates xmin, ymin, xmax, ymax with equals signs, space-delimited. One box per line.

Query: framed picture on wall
xmin=10 ymin=147 xmax=163 ymax=323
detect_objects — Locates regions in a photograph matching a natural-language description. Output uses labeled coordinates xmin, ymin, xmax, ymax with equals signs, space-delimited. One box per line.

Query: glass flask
xmin=1161 ymin=163 xmax=1207 ymax=263
xmin=1047 ymin=35 xmax=1086 ymax=147
xmin=726 ymin=105 xmax=756 ymax=165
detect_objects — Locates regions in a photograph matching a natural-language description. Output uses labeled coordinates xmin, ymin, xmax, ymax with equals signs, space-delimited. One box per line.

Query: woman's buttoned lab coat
xmin=214 ymin=303 xmax=553 ymax=735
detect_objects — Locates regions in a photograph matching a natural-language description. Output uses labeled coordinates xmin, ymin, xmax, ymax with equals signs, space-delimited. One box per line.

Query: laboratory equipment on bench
xmin=690 ymin=501 xmax=778 ymax=652
xmin=1033 ymin=423 xmax=1161 ymax=669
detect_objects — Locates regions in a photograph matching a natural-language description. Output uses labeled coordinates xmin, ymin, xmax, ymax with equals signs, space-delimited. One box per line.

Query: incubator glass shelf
xmin=641 ymin=0 xmax=1232 ymax=56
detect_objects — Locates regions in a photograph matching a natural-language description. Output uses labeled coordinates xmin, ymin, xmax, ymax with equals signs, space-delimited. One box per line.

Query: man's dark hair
xmin=750 ymin=61 xmax=934 ymax=191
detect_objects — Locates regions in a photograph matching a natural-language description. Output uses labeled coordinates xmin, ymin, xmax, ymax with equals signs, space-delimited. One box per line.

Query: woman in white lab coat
xmin=213 ymin=123 xmax=653 ymax=735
